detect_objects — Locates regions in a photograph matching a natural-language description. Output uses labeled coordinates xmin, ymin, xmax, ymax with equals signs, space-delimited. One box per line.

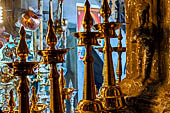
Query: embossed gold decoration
xmin=37 ymin=0 xmax=68 ymax=112
xmin=94 ymin=0 xmax=126 ymax=112
xmin=3 ymin=26 xmax=38 ymax=113
xmin=73 ymin=0 xmax=103 ymax=112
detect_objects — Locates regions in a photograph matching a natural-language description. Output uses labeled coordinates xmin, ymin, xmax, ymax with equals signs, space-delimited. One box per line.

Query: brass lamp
xmin=73 ymin=0 xmax=103 ymax=112
xmin=3 ymin=26 xmax=38 ymax=113
xmin=37 ymin=0 xmax=68 ymax=112
xmin=94 ymin=0 xmax=126 ymax=112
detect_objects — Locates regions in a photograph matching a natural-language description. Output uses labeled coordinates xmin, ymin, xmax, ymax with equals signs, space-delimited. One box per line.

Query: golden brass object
xmin=59 ymin=68 xmax=77 ymax=112
xmin=37 ymin=0 xmax=67 ymax=112
xmin=59 ymin=68 xmax=66 ymax=112
xmin=8 ymin=90 xmax=16 ymax=113
xmin=31 ymin=86 xmax=38 ymax=112
xmin=94 ymin=0 xmax=126 ymax=112
xmin=73 ymin=0 xmax=103 ymax=112
xmin=112 ymin=29 xmax=126 ymax=84
xmin=3 ymin=26 xmax=38 ymax=113
xmin=31 ymin=86 xmax=47 ymax=113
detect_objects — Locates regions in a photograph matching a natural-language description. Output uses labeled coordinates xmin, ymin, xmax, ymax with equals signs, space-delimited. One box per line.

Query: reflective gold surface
xmin=112 ymin=29 xmax=126 ymax=84
xmin=31 ymin=87 xmax=47 ymax=113
xmin=73 ymin=0 xmax=103 ymax=112
xmin=94 ymin=0 xmax=126 ymax=112
xmin=37 ymin=0 xmax=68 ymax=113
xmin=31 ymin=87 xmax=38 ymax=112
xmin=3 ymin=26 xmax=38 ymax=113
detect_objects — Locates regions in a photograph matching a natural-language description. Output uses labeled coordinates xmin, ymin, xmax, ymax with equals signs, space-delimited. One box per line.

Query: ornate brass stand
xmin=94 ymin=0 xmax=126 ymax=112
xmin=3 ymin=26 xmax=38 ymax=113
xmin=38 ymin=0 xmax=67 ymax=112
xmin=73 ymin=0 xmax=103 ymax=112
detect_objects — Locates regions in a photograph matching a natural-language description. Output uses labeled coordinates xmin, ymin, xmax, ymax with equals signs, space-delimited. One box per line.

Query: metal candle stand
xmin=94 ymin=0 xmax=126 ymax=112
xmin=37 ymin=0 xmax=68 ymax=112
xmin=73 ymin=0 xmax=103 ymax=112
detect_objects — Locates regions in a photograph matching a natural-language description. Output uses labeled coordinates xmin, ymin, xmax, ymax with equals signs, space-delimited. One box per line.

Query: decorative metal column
xmin=4 ymin=26 xmax=38 ymax=113
xmin=38 ymin=0 xmax=68 ymax=112
xmin=112 ymin=29 xmax=126 ymax=84
xmin=94 ymin=0 xmax=126 ymax=112
xmin=73 ymin=0 xmax=103 ymax=112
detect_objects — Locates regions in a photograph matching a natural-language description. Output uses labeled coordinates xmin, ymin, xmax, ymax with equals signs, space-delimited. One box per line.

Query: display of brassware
xmin=0 ymin=0 xmax=126 ymax=113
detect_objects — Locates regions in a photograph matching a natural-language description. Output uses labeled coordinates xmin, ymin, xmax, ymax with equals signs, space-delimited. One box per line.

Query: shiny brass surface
xmin=112 ymin=29 xmax=126 ymax=84
xmin=17 ymin=26 xmax=29 ymax=62
xmin=73 ymin=0 xmax=103 ymax=112
xmin=37 ymin=0 xmax=68 ymax=113
xmin=3 ymin=26 xmax=38 ymax=113
xmin=31 ymin=86 xmax=38 ymax=112
xmin=94 ymin=0 xmax=126 ymax=111
xmin=59 ymin=68 xmax=77 ymax=112
xmin=59 ymin=68 xmax=66 ymax=112
xmin=8 ymin=90 xmax=16 ymax=113
xmin=31 ymin=87 xmax=47 ymax=113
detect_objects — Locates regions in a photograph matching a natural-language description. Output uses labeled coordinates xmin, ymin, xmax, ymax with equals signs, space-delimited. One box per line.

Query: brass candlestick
xmin=4 ymin=26 xmax=38 ymax=113
xmin=38 ymin=0 xmax=68 ymax=112
xmin=94 ymin=0 xmax=126 ymax=111
xmin=112 ymin=29 xmax=126 ymax=84
xmin=73 ymin=0 xmax=103 ymax=112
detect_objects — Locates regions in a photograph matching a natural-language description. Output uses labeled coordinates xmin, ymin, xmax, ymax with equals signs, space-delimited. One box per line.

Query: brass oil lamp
xmin=94 ymin=0 xmax=126 ymax=112
xmin=37 ymin=0 xmax=68 ymax=112
xmin=73 ymin=0 xmax=103 ymax=112
xmin=3 ymin=26 xmax=38 ymax=113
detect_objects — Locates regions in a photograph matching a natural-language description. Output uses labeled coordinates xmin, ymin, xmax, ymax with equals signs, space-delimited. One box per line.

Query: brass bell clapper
xmin=94 ymin=0 xmax=126 ymax=112
xmin=38 ymin=0 xmax=68 ymax=112
xmin=73 ymin=0 xmax=103 ymax=112
xmin=3 ymin=26 xmax=38 ymax=113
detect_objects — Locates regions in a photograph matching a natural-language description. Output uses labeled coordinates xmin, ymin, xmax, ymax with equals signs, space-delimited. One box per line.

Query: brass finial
xmin=31 ymin=86 xmax=38 ymax=111
xmin=46 ymin=0 xmax=57 ymax=50
xmin=82 ymin=0 xmax=93 ymax=32
xmin=100 ymin=0 xmax=111 ymax=22
xmin=8 ymin=89 xmax=16 ymax=113
xmin=59 ymin=68 xmax=66 ymax=90
xmin=17 ymin=26 xmax=29 ymax=61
